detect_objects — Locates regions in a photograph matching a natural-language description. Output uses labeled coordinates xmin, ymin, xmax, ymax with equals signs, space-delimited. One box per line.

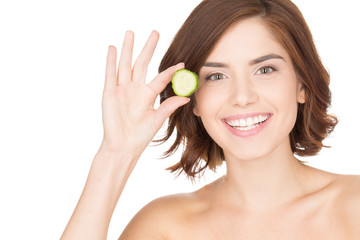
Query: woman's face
xmin=194 ymin=17 xmax=305 ymax=161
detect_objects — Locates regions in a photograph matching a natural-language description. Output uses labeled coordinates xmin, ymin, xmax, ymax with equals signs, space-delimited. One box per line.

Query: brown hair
xmin=156 ymin=0 xmax=338 ymax=179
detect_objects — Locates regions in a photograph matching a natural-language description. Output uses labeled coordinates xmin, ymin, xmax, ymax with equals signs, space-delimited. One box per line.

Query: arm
xmin=60 ymin=148 xmax=136 ymax=240
xmin=61 ymin=30 xmax=189 ymax=240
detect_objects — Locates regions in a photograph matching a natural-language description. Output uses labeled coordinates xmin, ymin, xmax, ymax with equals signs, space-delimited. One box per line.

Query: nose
xmin=230 ymin=75 xmax=259 ymax=107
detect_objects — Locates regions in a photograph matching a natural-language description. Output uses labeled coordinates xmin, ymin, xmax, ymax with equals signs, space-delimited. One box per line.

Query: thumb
xmin=154 ymin=96 xmax=190 ymax=129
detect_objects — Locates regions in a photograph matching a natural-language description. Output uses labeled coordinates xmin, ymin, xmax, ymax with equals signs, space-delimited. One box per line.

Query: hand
xmin=100 ymin=31 xmax=189 ymax=156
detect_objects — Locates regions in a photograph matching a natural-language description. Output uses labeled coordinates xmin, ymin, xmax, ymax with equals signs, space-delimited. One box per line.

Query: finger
xmin=154 ymin=96 xmax=190 ymax=130
xmin=132 ymin=30 xmax=159 ymax=82
xmin=104 ymin=45 xmax=117 ymax=89
xmin=147 ymin=62 xmax=184 ymax=95
xmin=118 ymin=30 xmax=134 ymax=84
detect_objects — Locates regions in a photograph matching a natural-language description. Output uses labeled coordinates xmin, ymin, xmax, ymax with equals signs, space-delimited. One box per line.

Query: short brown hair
xmin=156 ymin=0 xmax=338 ymax=179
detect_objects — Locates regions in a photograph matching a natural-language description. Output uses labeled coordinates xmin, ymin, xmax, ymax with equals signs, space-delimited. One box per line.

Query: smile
xmin=222 ymin=113 xmax=272 ymax=137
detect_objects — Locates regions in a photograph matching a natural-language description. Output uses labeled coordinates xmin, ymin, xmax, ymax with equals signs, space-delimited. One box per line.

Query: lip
xmin=222 ymin=113 xmax=273 ymax=138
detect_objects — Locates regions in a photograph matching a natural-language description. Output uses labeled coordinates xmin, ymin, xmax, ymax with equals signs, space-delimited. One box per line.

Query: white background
xmin=0 ymin=0 xmax=359 ymax=239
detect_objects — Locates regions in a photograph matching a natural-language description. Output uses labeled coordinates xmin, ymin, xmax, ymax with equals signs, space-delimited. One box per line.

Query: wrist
xmin=95 ymin=146 xmax=138 ymax=168
xmin=90 ymin=148 xmax=139 ymax=195
xmin=99 ymin=140 xmax=142 ymax=158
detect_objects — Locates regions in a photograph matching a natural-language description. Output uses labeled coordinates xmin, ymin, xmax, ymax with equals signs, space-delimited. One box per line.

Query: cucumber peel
xmin=171 ymin=69 xmax=199 ymax=97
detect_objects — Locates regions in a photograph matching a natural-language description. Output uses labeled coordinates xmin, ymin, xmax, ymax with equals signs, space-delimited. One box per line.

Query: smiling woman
xmin=158 ymin=0 xmax=337 ymax=178
xmin=60 ymin=0 xmax=360 ymax=239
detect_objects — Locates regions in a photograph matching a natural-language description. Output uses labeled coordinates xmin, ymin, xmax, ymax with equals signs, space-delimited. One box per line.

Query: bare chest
xmin=171 ymin=203 xmax=352 ymax=240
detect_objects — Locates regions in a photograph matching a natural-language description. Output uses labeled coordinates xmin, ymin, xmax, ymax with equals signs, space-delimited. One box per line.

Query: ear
xmin=297 ymin=82 xmax=306 ymax=104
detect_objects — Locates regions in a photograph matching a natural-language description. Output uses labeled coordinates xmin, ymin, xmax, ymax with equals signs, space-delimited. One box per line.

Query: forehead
xmin=207 ymin=17 xmax=290 ymax=62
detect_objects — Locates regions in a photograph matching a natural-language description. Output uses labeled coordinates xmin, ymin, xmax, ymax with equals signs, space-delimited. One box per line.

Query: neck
xmin=220 ymin=140 xmax=309 ymax=212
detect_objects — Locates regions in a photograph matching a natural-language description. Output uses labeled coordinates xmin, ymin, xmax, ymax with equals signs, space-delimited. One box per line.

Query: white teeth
xmin=246 ymin=117 xmax=254 ymax=126
xmin=240 ymin=119 xmax=246 ymax=127
xmin=226 ymin=114 xmax=270 ymax=130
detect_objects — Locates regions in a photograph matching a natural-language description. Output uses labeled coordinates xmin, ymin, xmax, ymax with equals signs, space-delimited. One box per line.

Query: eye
xmin=256 ymin=66 xmax=276 ymax=75
xmin=206 ymin=73 xmax=226 ymax=81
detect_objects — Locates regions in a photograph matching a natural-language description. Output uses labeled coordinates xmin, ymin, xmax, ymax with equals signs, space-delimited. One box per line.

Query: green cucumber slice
xmin=171 ymin=69 xmax=199 ymax=97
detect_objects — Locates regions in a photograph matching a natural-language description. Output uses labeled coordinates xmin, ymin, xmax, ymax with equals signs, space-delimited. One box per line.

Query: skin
xmin=61 ymin=18 xmax=360 ymax=240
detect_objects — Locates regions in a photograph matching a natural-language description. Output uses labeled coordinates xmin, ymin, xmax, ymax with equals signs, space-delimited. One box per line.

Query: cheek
xmin=194 ymin=84 xmax=228 ymax=117
xmin=263 ymin=70 xmax=298 ymax=105
xmin=265 ymin=74 xmax=299 ymax=132
xmin=194 ymin=87 xmax=227 ymax=146
xmin=267 ymin=83 xmax=297 ymax=109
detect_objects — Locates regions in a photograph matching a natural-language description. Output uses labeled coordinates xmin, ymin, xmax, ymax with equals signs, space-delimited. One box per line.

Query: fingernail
xmin=176 ymin=62 xmax=185 ymax=70
xmin=125 ymin=30 xmax=134 ymax=38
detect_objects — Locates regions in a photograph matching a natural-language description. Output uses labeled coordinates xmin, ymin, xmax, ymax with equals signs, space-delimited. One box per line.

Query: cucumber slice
xmin=171 ymin=69 xmax=199 ymax=97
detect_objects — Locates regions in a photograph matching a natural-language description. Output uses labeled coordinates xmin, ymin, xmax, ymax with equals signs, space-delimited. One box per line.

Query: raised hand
xmin=100 ymin=31 xmax=189 ymax=157
xmin=61 ymin=31 xmax=190 ymax=239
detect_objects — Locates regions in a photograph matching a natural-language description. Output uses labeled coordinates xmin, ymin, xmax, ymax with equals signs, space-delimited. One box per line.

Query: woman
xmin=61 ymin=0 xmax=360 ymax=239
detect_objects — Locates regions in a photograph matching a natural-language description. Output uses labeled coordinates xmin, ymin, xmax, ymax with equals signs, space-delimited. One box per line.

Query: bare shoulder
xmin=333 ymin=174 xmax=360 ymax=234
xmin=333 ymin=174 xmax=360 ymax=203
xmin=118 ymin=192 xmax=201 ymax=240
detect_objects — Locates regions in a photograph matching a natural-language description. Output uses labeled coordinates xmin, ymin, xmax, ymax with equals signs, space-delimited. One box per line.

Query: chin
xmin=224 ymin=147 xmax=270 ymax=162
xmin=223 ymin=136 xmax=291 ymax=163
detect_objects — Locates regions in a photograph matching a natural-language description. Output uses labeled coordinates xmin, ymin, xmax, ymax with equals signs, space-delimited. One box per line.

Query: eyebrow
xmin=249 ymin=54 xmax=285 ymax=65
xmin=202 ymin=62 xmax=229 ymax=68
xmin=202 ymin=54 xmax=285 ymax=68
